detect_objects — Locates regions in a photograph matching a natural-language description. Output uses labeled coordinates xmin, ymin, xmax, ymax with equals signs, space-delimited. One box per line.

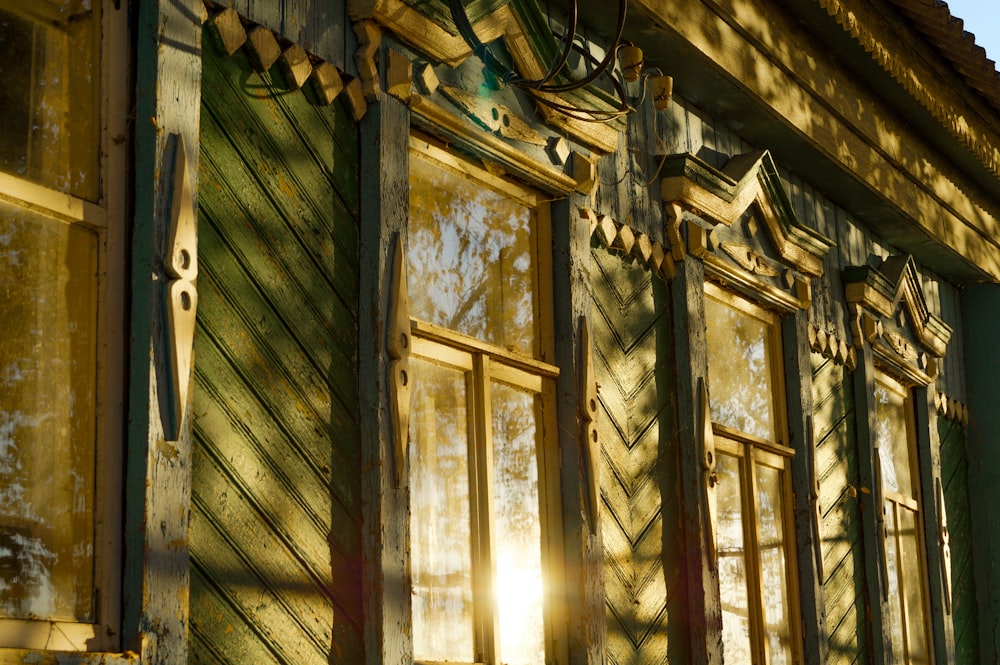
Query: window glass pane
xmin=756 ymin=462 xmax=793 ymax=665
xmin=408 ymin=153 xmax=536 ymax=356
xmin=0 ymin=203 xmax=97 ymax=622
xmin=717 ymin=451 xmax=753 ymax=663
xmin=874 ymin=379 xmax=915 ymax=498
xmin=409 ymin=358 xmax=475 ymax=662
xmin=705 ymin=295 xmax=776 ymax=441
xmin=885 ymin=505 xmax=907 ymax=660
xmin=0 ymin=1 xmax=100 ymax=199
xmin=899 ymin=508 xmax=930 ymax=664
xmin=491 ymin=380 xmax=544 ymax=665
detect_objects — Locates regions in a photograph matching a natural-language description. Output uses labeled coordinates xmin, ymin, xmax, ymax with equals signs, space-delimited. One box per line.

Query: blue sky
xmin=944 ymin=0 xmax=998 ymax=65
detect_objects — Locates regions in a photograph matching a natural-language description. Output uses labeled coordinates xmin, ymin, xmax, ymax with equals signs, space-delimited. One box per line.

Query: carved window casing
xmin=0 ymin=0 xmax=126 ymax=653
xmin=402 ymin=139 xmax=562 ymax=665
xmin=844 ymin=254 xmax=954 ymax=665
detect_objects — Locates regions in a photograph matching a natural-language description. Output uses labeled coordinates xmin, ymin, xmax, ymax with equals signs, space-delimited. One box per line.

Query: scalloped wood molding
xmin=818 ymin=0 xmax=1000 ymax=181
xmin=347 ymin=0 xmax=620 ymax=153
xmin=204 ymin=4 xmax=367 ymax=120
xmin=582 ymin=208 xmax=676 ymax=281
xmin=935 ymin=391 xmax=968 ymax=425
xmin=844 ymin=254 xmax=952 ymax=385
xmin=807 ymin=323 xmax=858 ymax=370
xmin=661 ymin=150 xmax=834 ymax=311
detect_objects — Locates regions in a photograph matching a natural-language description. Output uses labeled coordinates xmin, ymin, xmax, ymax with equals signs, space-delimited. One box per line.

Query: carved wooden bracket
xmin=164 ymin=134 xmax=198 ymax=441
xmin=936 ymin=478 xmax=953 ymax=615
xmin=580 ymin=317 xmax=601 ymax=535
xmin=699 ymin=377 xmax=718 ymax=567
xmin=844 ymin=254 xmax=952 ymax=386
xmin=388 ymin=234 xmax=412 ymax=488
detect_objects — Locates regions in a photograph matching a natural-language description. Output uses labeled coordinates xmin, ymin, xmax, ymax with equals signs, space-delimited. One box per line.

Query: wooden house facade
xmin=1 ymin=0 xmax=1000 ymax=664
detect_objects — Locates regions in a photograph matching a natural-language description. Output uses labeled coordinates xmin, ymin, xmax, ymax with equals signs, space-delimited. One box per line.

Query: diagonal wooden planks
xmin=939 ymin=416 xmax=980 ymax=665
xmin=811 ymin=353 xmax=869 ymax=665
xmin=191 ymin=37 xmax=362 ymax=665
xmin=592 ymin=247 xmax=679 ymax=665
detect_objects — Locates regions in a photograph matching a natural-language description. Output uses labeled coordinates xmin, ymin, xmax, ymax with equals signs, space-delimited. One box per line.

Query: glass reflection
xmin=0 ymin=203 xmax=97 ymax=621
xmin=409 ymin=358 xmax=475 ymax=662
xmin=0 ymin=1 xmax=100 ymax=199
xmin=408 ymin=152 xmax=536 ymax=356
xmin=717 ymin=451 xmax=753 ymax=663
xmin=756 ymin=463 xmax=792 ymax=665
xmin=704 ymin=296 xmax=776 ymax=441
xmin=491 ymin=381 xmax=544 ymax=665
xmin=884 ymin=506 xmax=906 ymax=660
xmin=874 ymin=380 xmax=914 ymax=498
xmin=899 ymin=508 xmax=929 ymax=664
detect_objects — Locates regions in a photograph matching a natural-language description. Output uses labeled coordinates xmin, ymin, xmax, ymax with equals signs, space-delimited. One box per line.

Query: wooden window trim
xmin=406 ymin=140 xmax=564 ymax=665
xmin=875 ymin=371 xmax=935 ymax=665
xmin=706 ymin=285 xmax=801 ymax=665
xmin=0 ymin=0 xmax=127 ymax=654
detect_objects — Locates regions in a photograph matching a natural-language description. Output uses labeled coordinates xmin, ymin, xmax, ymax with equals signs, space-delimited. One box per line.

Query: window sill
xmin=0 ymin=649 xmax=139 ymax=665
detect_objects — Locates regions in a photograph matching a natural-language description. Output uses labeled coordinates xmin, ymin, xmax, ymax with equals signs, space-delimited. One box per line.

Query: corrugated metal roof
xmin=884 ymin=0 xmax=1000 ymax=115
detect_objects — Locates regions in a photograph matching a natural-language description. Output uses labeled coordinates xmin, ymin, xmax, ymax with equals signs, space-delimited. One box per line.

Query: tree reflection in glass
xmin=409 ymin=358 xmax=475 ymax=662
xmin=704 ymin=295 xmax=776 ymax=442
xmin=408 ymin=152 xmax=536 ymax=357
xmin=756 ymin=462 xmax=792 ymax=665
xmin=717 ymin=451 xmax=752 ymax=664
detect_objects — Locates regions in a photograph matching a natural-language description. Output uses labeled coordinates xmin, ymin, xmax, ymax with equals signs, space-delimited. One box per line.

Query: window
xmin=705 ymin=283 xmax=799 ymax=665
xmin=0 ymin=0 xmax=123 ymax=652
xmin=874 ymin=374 xmax=932 ymax=665
xmin=406 ymin=139 xmax=559 ymax=665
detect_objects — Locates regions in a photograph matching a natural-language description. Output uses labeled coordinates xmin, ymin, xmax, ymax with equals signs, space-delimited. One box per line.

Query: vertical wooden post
xmin=782 ymin=310 xmax=830 ymax=665
xmin=959 ymin=284 xmax=1000 ymax=664
xmin=551 ymin=195 xmax=606 ymax=665
xmin=359 ymin=93 xmax=411 ymax=665
xmin=123 ymin=0 xmax=203 ymax=662
xmin=914 ymin=384 xmax=957 ymax=665
xmin=669 ymin=257 xmax=723 ymax=665
xmin=852 ymin=343 xmax=891 ymax=664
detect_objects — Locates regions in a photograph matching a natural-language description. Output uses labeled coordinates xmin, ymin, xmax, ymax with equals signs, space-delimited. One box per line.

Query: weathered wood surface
xmin=553 ymin=196 xmax=607 ymax=665
xmin=191 ymin=38 xmax=362 ymax=665
xmin=811 ymin=353 xmax=869 ymax=665
xmin=939 ymin=417 xmax=980 ymax=665
xmin=222 ymin=0 xmax=349 ymax=69
xmin=591 ymin=247 xmax=682 ymax=665
xmin=124 ymin=0 xmax=203 ymax=662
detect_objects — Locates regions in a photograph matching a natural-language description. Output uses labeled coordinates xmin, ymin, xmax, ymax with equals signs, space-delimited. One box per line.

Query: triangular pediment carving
xmin=348 ymin=0 xmax=622 ymax=152
xmin=844 ymin=254 xmax=952 ymax=384
xmin=661 ymin=150 xmax=834 ymax=312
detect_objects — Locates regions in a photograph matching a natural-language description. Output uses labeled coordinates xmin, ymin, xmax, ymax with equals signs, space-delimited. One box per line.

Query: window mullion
xmin=472 ymin=353 xmax=500 ymax=665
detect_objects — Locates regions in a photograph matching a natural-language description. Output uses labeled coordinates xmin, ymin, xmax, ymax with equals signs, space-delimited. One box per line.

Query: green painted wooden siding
xmin=591 ymin=247 xmax=685 ymax=665
xmin=811 ymin=353 xmax=868 ymax=665
xmin=939 ymin=417 xmax=980 ymax=665
xmin=190 ymin=38 xmax=361 ymax=665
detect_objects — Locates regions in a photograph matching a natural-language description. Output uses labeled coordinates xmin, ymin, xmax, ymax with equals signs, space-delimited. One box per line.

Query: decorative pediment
xmin=661 ymin=150 xmax=834 ymax=312
xmin=843 ymin=254 xmax=952 ymax=385
xmin=348 ymin=0 xmax=624 ymax=153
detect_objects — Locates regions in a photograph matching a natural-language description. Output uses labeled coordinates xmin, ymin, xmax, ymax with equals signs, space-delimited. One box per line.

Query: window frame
xmin=405 ymin=139 xmax=564 ymax=665
xmin=874 ymin=371 xmax=935 ymax=665
xmin=703 ymin=282 xmax=802 ymax=665
xmin=0 ymin=0 xmax=126 ymax=653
